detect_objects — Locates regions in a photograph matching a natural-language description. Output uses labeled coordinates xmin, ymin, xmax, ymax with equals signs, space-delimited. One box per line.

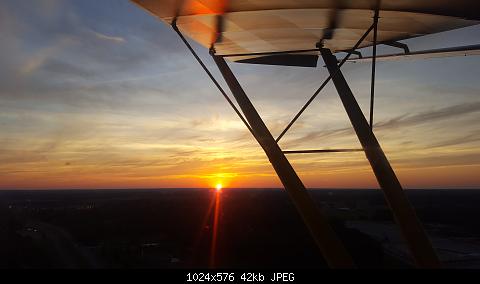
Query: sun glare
xmin=215 ymin=183 xmax=223 ymax=192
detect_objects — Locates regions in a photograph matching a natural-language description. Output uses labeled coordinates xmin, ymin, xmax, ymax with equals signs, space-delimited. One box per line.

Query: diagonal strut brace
xmin=211 ymin=55 xmax=356 ymax=268
xmin=320 ymin=48 xmax=440 ymax=268
xmin=370 ymin=8 xmax=379 ymax=130
xmin=276 ymin=22 xmax=376 ymax=143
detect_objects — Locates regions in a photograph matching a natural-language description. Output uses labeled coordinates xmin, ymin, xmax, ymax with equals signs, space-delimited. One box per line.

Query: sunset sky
xmin=1 ymin=0 xmax=479 ymax=189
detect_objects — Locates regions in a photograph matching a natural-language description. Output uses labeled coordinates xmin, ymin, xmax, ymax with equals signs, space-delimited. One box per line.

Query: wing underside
xmin=132 ymin=0 xmax=480 ymax=65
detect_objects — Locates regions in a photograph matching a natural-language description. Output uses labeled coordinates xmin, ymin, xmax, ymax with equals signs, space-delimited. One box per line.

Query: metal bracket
xmin=383 ymin=41 xmax=411 ymax=54
xmin=346 ymin=50 xmax=363 ymax=59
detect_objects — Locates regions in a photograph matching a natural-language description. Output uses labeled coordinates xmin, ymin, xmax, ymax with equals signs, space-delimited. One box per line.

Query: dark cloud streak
xmin=375 ymin=102 xmax=480 ymax=130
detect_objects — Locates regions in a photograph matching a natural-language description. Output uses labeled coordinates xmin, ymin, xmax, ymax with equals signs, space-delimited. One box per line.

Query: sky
xmin=0 ymin=0 xmax=479 ymax=190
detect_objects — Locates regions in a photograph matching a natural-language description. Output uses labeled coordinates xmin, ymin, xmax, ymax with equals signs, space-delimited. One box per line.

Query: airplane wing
xmin=131 ymin=0 xmax=480 ymax=66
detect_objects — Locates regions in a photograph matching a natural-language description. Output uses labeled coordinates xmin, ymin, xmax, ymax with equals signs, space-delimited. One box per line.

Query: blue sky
xmin=1 ymin=0 xmax=480 ymax=189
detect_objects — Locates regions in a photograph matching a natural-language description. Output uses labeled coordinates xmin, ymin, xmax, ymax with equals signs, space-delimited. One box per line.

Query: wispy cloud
xmin=429 ymin=130 xmax=480 ymax=148
xmin=19 ymin=37 xmax=74 ymax=75
xmin=90 ymin=30 xmax=125 ymax=43
xmin=374 ymin=102 xmax=480 ymax=130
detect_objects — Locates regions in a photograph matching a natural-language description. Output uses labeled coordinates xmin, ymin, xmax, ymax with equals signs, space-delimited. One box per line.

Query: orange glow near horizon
xmin=2 ymin=164 xmax=480 ymax=190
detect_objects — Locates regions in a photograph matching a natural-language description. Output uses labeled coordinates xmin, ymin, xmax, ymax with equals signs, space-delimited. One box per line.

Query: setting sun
xmin=216 ymin=183 xmax=223 ymax=191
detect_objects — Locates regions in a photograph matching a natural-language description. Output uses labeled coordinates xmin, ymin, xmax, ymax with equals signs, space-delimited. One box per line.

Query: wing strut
xmin=283 ymin=149 xmax=363 ymax=154
xmin=321 ymin=48 xmax=441 ymax=268
xmin=210 ymin=54 xmax=355 ymax=268
xmin=172 ymin=20 xmax=355 ymax=268
xmin=369 ymin=8 xmax=379 ymax=130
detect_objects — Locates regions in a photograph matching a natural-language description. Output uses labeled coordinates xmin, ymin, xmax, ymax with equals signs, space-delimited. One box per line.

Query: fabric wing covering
xmin=131 ymin=0 xmax=480 ymax=66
